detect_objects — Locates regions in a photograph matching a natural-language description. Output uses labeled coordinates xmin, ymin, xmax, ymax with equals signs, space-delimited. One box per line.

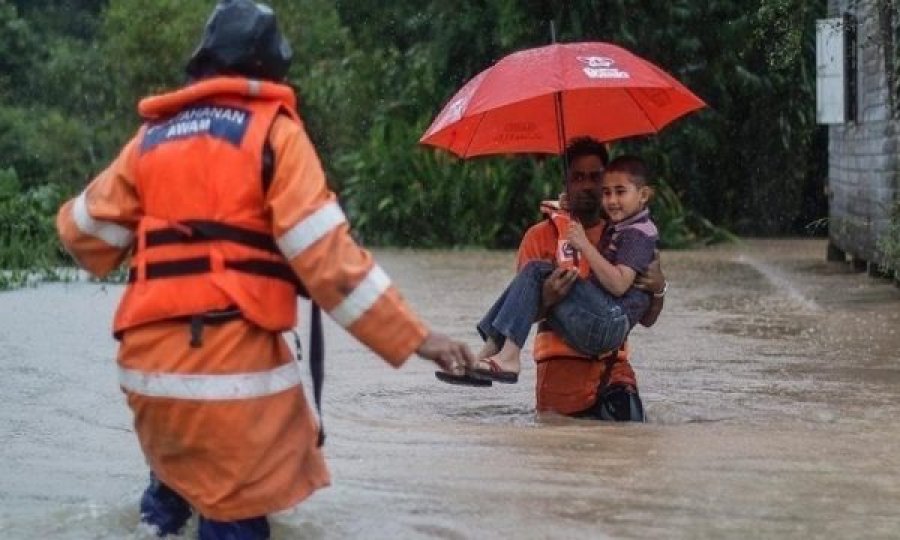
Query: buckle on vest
xmin=187 ymin=307 xmax=244 ymax=348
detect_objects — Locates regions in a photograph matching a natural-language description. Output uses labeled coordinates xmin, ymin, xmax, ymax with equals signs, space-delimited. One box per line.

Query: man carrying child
xmin=439 ymin=138 xmax=667 ymax=421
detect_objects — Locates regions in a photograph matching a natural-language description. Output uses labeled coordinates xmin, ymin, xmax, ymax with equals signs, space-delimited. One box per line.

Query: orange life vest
xmin=113 ymin=78 xmax=301 ymax=336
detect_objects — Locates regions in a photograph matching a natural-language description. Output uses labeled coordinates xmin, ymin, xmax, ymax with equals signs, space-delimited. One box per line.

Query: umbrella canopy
xmin=420 ymin=42 xmax=706 ymax=157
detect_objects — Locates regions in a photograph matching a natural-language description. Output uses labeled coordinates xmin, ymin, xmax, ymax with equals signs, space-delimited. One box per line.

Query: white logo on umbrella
xmin=577 ymin=56 xmax=630 ymax=79
xmin=444 ymin=98 xmax=467 ymax=124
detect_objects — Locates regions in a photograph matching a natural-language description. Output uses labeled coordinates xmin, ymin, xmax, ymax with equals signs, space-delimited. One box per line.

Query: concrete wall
xmin=827 ymin=0 xmax=899 ymax=267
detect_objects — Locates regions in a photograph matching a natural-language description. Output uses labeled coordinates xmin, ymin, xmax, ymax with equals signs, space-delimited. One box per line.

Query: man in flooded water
xmin=55 ymin=1 xmax=474 ymax=539
xmin=490 ymin=138 xmax=666 ymax=420
xmin=517 ymin=139 xmax=666 ymax=422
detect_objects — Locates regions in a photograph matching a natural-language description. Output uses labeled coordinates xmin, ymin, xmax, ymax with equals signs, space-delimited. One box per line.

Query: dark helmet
xmin=185 ymin=0 xmax=293 ymax=81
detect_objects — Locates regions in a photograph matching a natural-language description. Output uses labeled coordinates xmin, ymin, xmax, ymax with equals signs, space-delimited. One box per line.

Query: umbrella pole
xmin=555 ymin=91 xmax=569 ymax=190
xmin=549 ymin=21 xmax=569 ymax=195
xmin=555 ymin=89 xmax=580 ymax=267
xmin=549 ymin=20 xmax=579 ymax=265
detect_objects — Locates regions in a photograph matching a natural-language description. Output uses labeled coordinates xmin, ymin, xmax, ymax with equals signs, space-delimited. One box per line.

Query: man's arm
xmin=633 ymin=251 xmax=667 ymax=327
xmin=56 ymin=135 xmax=142 ymax=277
xmin=266 ymin=116 xmax=472 ymax=372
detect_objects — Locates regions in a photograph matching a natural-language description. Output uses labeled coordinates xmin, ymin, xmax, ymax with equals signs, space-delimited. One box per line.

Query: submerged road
xmin=0 ymin=239 xmax=898 ymax=539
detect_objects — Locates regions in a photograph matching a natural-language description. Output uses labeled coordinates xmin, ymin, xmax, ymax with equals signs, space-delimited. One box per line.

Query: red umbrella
xmin=420 ymin=42 xmax=706 ymax=157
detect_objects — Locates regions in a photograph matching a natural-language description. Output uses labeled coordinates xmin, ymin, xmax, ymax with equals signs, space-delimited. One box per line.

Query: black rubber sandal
xmin=434 ymin=370 xmax=493 ymax=387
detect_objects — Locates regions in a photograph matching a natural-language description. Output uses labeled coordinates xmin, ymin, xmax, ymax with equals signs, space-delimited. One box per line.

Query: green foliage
xmin=0 ymin=0 xmax=830 ymax=271
xmin=0 ymin=106 xmax=98 ymax=190
xmin=101 ymin=0 xmax=208 ymax=137
xmin=100 ymin=0 xmax=353 ymax=167
xmin=650 ymin=177 xmax=738 ymax=249
xmin=0 ymin=167 xmax=68 ymax=289
xmin=340 ymin=116 xmax=559 ymax=247
xmin=0 ymin=0 xmax=38 ymax=99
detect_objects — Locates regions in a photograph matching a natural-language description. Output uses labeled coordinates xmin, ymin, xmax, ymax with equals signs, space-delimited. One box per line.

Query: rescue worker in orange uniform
xmin=516 ymin=138 xmax=666 ymax=420
xmin=55 ymin=2 xmax=474 ymax=538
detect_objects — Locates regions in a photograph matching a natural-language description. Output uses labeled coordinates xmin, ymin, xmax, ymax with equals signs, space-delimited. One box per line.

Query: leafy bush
xmin=650 ymin=177 xmax=738 ymax=248
xmin=0 ymin=167 xmax=69 ymax=289
xmin=339 ymin=117 xmax=562 ymax=247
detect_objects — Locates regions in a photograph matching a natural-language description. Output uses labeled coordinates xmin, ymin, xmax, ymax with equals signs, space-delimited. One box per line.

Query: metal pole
xmin=555 ymin=93 xmax=569 ymax=182
xmin=550 ymin=19 xmax=577 ymax=265
xmin=549 ymin=20 xmax=569 ymax=203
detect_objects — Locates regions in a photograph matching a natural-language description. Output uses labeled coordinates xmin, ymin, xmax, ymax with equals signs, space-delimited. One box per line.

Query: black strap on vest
xmin=127 ymin=256 xmax=306 ymax=294
xmin=145 ymin=220 xmax=280 ymax=255
xmin=262 ymin=141 xmax=275 ymax=194
xmin=133 ymin=218 xmax=310 ymax=297
xmin=185 ymin=306 xmax=244 ymax=348
xmin=309 ymin=302 xmax=326 ymax=447
xmin=291 ymin=303 xmax=326 ymax=447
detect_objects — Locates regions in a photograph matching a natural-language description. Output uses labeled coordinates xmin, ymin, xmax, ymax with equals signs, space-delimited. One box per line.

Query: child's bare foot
xmin=472 ymin=348 xmax=520 ymax=384
xmin=477 ymin=338 xmax=500 ymax=361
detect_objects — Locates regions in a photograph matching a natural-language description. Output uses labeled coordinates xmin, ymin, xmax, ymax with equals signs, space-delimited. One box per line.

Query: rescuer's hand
xmin=635 ymin=250 xmax=666 ymax=328
xmin=417 ymin=332 xmax=475 ymax=375
xmin=542 ymin=267 xmax=578 ymax=308
xmin=634 ymin=249 xmax=666 ymax=295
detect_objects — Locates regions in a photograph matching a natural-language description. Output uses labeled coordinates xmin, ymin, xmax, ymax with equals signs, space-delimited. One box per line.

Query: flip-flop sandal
xmin=471 ymin=357 xmax=519 ymax=384
xmin=435 ymin=370 xmax=493 ymax=387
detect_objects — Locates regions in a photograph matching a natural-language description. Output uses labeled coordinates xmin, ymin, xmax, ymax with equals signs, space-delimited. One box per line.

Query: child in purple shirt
xmin=439 ymin=155 xmax=658 ymax=386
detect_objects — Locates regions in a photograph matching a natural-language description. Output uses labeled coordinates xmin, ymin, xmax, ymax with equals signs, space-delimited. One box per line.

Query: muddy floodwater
xmin=1 ymin=239 xmax=899 ymax=539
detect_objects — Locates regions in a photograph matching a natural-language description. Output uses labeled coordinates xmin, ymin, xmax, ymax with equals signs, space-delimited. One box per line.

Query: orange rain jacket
xmin=56 ymin=77 xmax=428 ymax=520
xmin=517 ymin=206 xmax=638 ymax=415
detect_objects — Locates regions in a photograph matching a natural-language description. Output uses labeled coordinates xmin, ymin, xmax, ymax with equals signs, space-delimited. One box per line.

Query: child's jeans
xmin=477 ymin=261 xmax=629 ymax=356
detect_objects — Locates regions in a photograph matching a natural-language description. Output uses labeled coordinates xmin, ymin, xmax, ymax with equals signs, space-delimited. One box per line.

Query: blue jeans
xmin=477 ymin=261 xmax=629 ymax=357
xmin=140 ymin=473 xmax=270 ymax=539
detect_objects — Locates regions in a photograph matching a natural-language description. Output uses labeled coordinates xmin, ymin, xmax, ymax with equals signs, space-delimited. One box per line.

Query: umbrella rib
xmin=461 ymin=112 xmax=488 ymax=158
xmin=622 ymin=87 xmax=663 ymax=133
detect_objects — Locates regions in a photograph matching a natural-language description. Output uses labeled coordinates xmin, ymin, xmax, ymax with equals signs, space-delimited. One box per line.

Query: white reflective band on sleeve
xmin=118 ymin=362 xmax=302 ymax=400
xmin=276 ymin=201 xmax=347 ymax=260
xmin=73 ymin=191 xmax=134 ymax=248
xmin=329 ymin=264 xmax=391 ymax=327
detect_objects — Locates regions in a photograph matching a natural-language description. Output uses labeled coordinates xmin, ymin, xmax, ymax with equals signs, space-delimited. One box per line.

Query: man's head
xmin=564 ymin=137 xmax=609 ymax=217
xmin=601 ymin=155 xmax=652 ymax=223
xmin=185 ymin=0 xmax=293 ymax=82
